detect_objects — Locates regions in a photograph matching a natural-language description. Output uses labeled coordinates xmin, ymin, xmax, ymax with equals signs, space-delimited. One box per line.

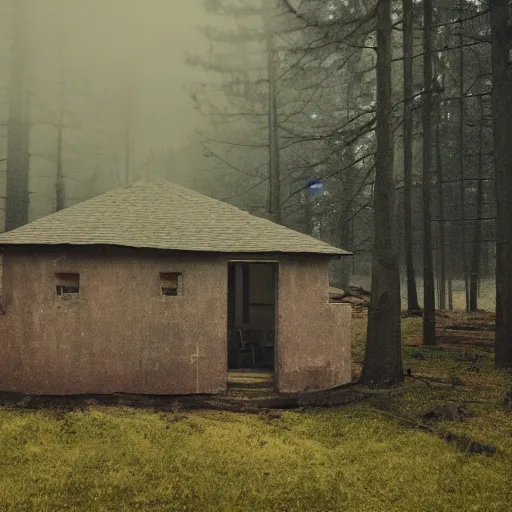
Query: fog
xmin=0 ymin=0 xmax=500 ymax=312
xmin=0 ymin=0 xmax=218 ymax=223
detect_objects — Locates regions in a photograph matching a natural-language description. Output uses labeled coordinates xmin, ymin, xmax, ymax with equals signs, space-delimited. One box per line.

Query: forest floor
xmin=0 ymin=310 xmax=511 ymax=511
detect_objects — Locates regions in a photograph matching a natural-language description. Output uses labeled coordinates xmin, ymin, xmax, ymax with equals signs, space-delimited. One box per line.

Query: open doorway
xmin=227 ymin=261 xmax=277 ymax=375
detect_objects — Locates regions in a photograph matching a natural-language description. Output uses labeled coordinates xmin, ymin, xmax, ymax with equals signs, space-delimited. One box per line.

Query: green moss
xmin=0 ymin=403 xmax=510 ymax=511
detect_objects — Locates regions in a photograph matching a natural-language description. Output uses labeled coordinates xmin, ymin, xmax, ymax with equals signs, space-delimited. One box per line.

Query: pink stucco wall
xmin=0 ymin=247 xmax=351 ymax=395
xmin=275 ymin=257 xmax=352 ymax=393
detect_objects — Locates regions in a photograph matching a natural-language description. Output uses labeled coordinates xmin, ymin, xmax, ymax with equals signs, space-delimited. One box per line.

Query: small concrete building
xmin=0 ymin=181 xmax=351 ymax=395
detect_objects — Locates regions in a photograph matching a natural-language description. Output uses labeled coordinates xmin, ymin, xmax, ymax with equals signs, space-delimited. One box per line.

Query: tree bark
xmin=458 ymin=0 xmax=469 ymax=311
xmin=56 ymin=47 xmax=65 ymax=212
xmin=422 ymin=0 xmax=436 ymax=346
xmin=55 ymin=118 xmax=65 ymax=211
xmin=124 ymin=80 xmax=133 ymax=185
xmin=403 ymin=0 xmax=421 ymax=314
xmin=448 ymin=271 xmax=453 ymax=310
xmin=340 ymin=58 xmax=356 ymax=290
xmin=303 ymin=191 xmax=313 ymax=236
xmin=490 ymin=0 xmax=512 ymax=367
xmin=5 ymin=0 xmax=30 ymax=231
xmin=264 ymin=1 xmax=281 ymax=224
xmin=469 ymin=95 xmax=484 ymax=311
xmin=362 ymin=0 xmax=403 ymax=387
xmin=339 ymin=206 xmax=352 ymax=290
xmin=435 ymin=103 xmax=446 ymax=310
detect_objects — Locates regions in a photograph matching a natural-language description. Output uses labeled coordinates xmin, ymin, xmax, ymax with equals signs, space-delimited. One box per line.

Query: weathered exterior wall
xmin=0 ymin=247 xmax=352 ymax=395
xmin=276 ymin=257 xmax=352 ymax=393
xmin=0 ymin=247 xmax=228 ymax=395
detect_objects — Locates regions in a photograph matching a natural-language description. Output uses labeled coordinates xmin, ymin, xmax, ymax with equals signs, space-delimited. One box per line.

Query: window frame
xmin=55 ymin=273 xmax=80 ymax=300
xmin=159 ymin=272 xmax=183 ymax=297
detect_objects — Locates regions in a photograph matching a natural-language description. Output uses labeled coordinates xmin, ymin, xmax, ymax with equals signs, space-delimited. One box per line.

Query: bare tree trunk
xmin=458 ymin=0 xmax=469 ymax=311
xmin=469 ymin=95 xmax=484 ymax=311
xmin=403 ymin=0 xmax=421 ymax=314
xmin=490 ymin=0 xmax=512 ymax=367
xmin=362 ymin=0 xmax=403 ymax=387
xmin=448 ymin=270 xmax=453 ymax=309
xmin=56 ymin=47 xmax=65 ymax=212
xmin=55 ymin=116 xmax=65 ymax=211
xmin=422 ymin=0 xmax=436 ymax=346
xmin=351 ymin=218 xmax=356 ymax=275
xmin=120 ymin=68 xmax=135 ymax=185
xmin=435 ymin=102 xmax=446 ymax=309
xmin=124 ymin=120 xmax=131 ymax=185
xmin=124 ymin=86 xmax=133 ymax=185
xmin=5 ymin=0 xmax=30 ymax=231
xmin=340 ymin=149 xmax=355 ymax=289
xmin=447 ymin=188 xmax=454 ymax=310
xmin=339 ymin=212 xmax=351 ymax=290
xmin=303 ymin=191 xmax=313 ymax=236
xmin=339 ymin=59 xmax=356 ymax=290
xmin=340 ymin=59 xmax=355 ymax=290
xmin=264 ymin=1 xmax=281 ymax=224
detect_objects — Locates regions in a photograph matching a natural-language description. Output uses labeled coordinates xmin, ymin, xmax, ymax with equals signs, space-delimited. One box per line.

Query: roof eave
xmin=0 ymin=241 xmax=351 ymax=256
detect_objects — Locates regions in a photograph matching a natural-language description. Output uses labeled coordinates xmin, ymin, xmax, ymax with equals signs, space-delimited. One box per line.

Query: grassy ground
xmin=1 ymin=313 xmax=511 ymax=511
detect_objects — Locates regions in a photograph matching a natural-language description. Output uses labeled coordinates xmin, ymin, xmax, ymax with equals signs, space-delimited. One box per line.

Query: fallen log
xmin=444 ymin=324 xmax=495 ymax=332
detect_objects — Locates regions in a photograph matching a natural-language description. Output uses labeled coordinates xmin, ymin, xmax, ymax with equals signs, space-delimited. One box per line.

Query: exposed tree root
xmin=0 ymin=386 xmax=373 ymax=413
xmin=375 ymin=409 xmax=497 ymax=456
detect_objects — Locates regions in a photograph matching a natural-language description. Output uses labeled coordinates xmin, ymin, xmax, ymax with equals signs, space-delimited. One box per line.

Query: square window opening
xmin=56 ymin=273 xmax=80 ymax=298
xmin=160 ymin=272 xmax=182 ymax=296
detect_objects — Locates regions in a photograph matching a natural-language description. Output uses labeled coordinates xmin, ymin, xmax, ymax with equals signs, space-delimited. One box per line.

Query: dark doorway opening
xmin=227 ymin=261 xmax=277 ymax=372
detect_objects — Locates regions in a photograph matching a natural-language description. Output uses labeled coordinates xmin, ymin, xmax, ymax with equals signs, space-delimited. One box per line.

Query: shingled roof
xmin=0 ymin=181 xmax=350 ymax=256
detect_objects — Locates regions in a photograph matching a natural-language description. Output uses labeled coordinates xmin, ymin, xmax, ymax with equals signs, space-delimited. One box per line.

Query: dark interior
xmin=227 ymin=262 xmax=276 ymax=370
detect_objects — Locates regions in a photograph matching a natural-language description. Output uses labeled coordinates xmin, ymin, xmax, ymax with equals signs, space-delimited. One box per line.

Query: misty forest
xmin=0 ymin=0 xmax=511 ymax=511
